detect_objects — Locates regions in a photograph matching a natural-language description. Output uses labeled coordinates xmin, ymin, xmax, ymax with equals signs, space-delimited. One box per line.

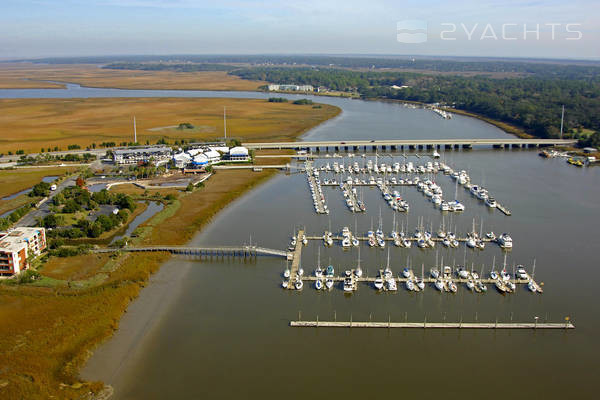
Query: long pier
xmin=244 ymin=138 xmax=576 ymax=151
xmin=94 ymin=245 xmax=291 ymax=259
xmin=290 ymin=320 xmax=574 ymax=329
xmin=287 ymin=230 xmax=305 ymax=286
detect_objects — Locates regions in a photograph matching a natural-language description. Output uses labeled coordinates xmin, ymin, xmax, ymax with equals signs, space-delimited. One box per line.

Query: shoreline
xmin=79 ymin=168 xmax=281 ymax=396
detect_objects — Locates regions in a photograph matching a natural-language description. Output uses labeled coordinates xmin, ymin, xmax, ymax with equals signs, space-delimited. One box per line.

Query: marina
xmin=309 ymin=158 xmax=512 ymax=216
xmin=17 ymin=85 xmax=594 ymax=398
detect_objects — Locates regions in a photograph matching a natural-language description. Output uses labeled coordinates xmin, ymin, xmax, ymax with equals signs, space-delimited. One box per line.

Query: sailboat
xmin=416 ymin=264 xmax=425 ymax=290
xmin=354 ymin=247 xmax=363 ymax=278
xmin=315 ymin=248 xmax=323 ymax=277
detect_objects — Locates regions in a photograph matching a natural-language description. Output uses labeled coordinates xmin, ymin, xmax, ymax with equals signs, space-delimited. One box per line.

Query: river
xmin=1 ymin=84 xmax=598 ymax=398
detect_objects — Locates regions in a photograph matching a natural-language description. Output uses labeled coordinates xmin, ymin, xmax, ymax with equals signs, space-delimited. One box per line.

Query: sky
xmin=1 ymin=0 xmax=598 ymax=60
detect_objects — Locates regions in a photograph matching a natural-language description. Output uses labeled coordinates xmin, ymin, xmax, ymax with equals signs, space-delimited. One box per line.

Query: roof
xmin=204 ymin=149 xmax=221 ymax=158
xmin=0 ymin=227 xmax=43 ymax=252
xmin=230 ymin=146 xmax=249 ymax=156
xmin=113 ymin=146 xmax=171 ymax=155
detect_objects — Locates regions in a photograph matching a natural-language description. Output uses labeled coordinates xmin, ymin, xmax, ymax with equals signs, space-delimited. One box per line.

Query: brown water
xmin=12 ymin=87 xmax=589 ymax=398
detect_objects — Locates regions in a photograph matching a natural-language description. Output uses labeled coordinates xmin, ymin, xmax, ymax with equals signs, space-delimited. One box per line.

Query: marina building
xmin=0 ymin=227 xmax=46 ymax=278
xmin=229 ymin=146 xmax=250 ymax=161
xmin=113 ymin=146 xmax=172 ymax=165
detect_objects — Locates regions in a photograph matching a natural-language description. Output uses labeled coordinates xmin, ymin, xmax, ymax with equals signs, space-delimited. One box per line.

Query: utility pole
xmin=560 ymin=105 xmax=564 ymax=139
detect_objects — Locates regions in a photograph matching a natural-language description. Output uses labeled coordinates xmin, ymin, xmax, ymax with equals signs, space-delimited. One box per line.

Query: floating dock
xmin=290 ymin=320 xmax=574 ymax=329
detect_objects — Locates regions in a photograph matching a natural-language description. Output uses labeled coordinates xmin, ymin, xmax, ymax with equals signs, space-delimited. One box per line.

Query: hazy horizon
xmin=1 ymin=0 xmax=599 ymax=60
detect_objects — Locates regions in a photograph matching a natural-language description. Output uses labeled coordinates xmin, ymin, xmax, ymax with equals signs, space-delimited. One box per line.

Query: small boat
xmin=528 ymin=280 xmax=537 ymax=292
xmin=325 ymin=278 xmax=334 ymax=290
xmin=402 ymin=267 xmax=411 ymax=278
xmin=282 ymin=280 xmax=289 ymax=289
xmin=374 ymin=277 xmax=384 ymax=290
xmin=448 ymin=281 xmax=457 ymax=293
xmin=490 ymin=271 xmax=498 ymax=280
xmin=477 ymin=282 xmax=487 ymax=292
xmin=326 ymin=265 xmax=334 ymax=277
xmin=342 ymin=237 xmax=351 ymax=248
xmin=315 ymin=279 xmax=323 ymax=290
xmin=416 ymin=278 xmax=425 ymax=291
xmin=403 ymin=239 xmax=412 ymax=248
xmin=295 ymin=279 xmax=303 ymax=290
xmin=485 ymin=231 xmax=496 ymax=240
xmin=343 ymin=277 xmax=354 ymax=293
xmin=432 ymin=150 xmax=440 ymax=159
xmin=405 ymin=279 xmax=415 ymax=291
xmin=430 ymin=268 xmax=440 ymax=279
xmin=386 ymin=279 xmax=397 ymax=291
xmin=283 ymin=268 xmax=291 ymax=279
xmin=298 ymin=268 xmax=304 ymax=277
xmin=495 ymin=280 xmax=506 ymax=293
xmin=442 ymin=238 xmax=451 ymax=247
xmin=485 ymin=197 xmax=497 ymax=208
xmin=466 ymin=280 xmax=475 ymax=291
xmin=377 ymin=238 xmax=386 ymax=248
xmin=497 ymin=233 xmax=513 ymax=249
xmin=507 ymin=281 xmax=516 ymax=291
xmin=355 ymin=265 xmax=363 ymax=278
xmin=457 ymin=267 xmax=469 ymax=279
xmin=352 ymin=237 xmax=359 ymax=247
xmin=466 ymin=237 xmax=476 ymax=248
xmin=435 ymin=280 xmax=444 ymax=291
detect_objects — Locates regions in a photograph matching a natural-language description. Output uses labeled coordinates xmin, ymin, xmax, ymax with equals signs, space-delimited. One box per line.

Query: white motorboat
xmin=466 ymin=237 xmax=477 ymax=248
xmin=386 ymin=279 xmax=397 ymax=291
xmin=497 ymin=233 xmax=513 ymax=249
xmin=403 ymin=239 xmax=412 ymax=248
xmin=325 ymin=278 xmax=334 ymax=290
xmin=528 ymin=280 xmax=537 ymax=292
xmin=283 ymin=268 xmax=291 ymax=279
xmin=466 ymin=280 xmax=475 ymax=290
xmin=342 ymin=237 xmax=351 ymax=248
xmin=416 ymin=278 xmax=425 ymax=291
xmin=485 ymin=231 xmax=496 ymax=240
xmin=374 ymin=277 xmax=384 ymax=290
xmin=405 ymin=279 xmax=415 ymax=291
xmin=485 ymin=197 xmax=497 ymax=208
xmin=442 ymin=238 xmax=451 ymax=247
xmin=432 ymin=150 xmax=440 ymax=159
xmin=343 ymin=277 xmax=354 ymax=293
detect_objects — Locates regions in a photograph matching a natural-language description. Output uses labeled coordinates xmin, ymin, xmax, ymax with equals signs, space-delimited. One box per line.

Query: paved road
xmin=18 ymin=176 xmax=76 ymax=227
xmin=0 ymin=149 xmax=107 ymax=164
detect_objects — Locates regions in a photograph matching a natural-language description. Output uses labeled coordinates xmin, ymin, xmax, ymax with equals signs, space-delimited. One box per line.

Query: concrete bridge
xmin=94 ymin=245 xmax=291 ymax=259
xmin=243 ymin=138 xmax=576 ymax=151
